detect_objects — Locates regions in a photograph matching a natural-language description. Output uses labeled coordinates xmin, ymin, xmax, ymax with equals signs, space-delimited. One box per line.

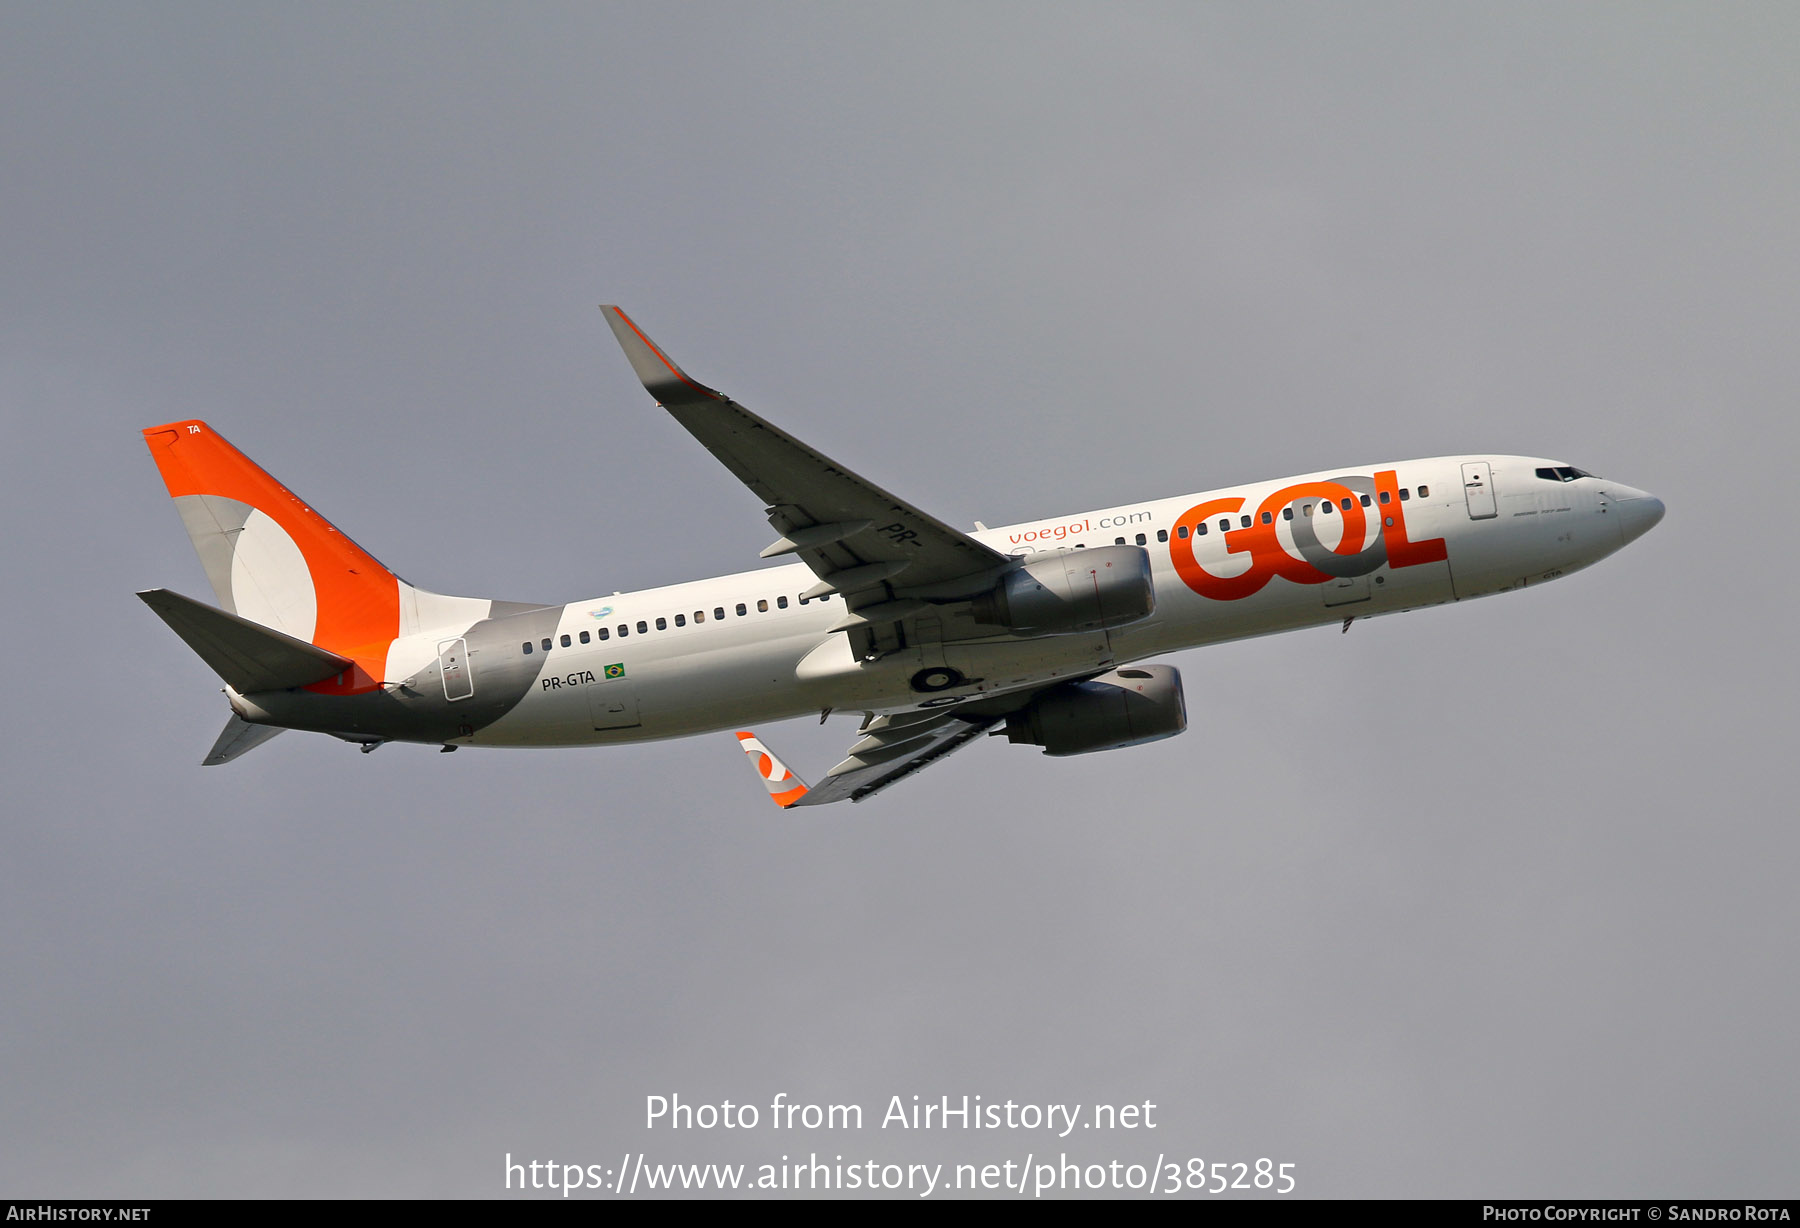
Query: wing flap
xmin=737 ymin=680 xmax=1088 ymax=807
xmin=791 ymin=710 xmax=1000 ymax=806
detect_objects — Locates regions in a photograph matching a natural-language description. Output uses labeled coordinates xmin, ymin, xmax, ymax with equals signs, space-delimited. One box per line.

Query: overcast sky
xmin=3 ymin=2 xmax=1795 ymax=1199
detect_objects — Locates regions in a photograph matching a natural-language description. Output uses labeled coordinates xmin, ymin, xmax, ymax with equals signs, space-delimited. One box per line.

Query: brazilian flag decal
xmin=604 ymin=663 xmax=626 ymax=680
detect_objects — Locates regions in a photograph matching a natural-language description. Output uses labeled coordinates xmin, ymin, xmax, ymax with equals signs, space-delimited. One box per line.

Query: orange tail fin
xmin=142 ymin=421 xmax=400 ymax=684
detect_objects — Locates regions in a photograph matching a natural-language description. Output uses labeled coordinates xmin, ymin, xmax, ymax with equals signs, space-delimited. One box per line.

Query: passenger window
xmin=1196 ymin=522 xmax=1208 ymax=536
xmin=1156 ymin=529 xmax=1168 ymax=543
xmin=694 ymin=610 xmax=705 ymax=623
xmin=618 ymin=626 xmax=628 ymax=638
xmin=1218 ymin=519 xmax=1229 ymax=533
xmin=1304 ymin=503 xmax=1313 ymax=516
xmin=579 ymin=630 xmax=590 ymax=644
xmin=1380 ymin=491 xmax=1391 ymax=504
xmin=777 ymin=596 xmax=789 ymax=609
xmin=655 ymin=617 xmax=666 ymax=631
xmin=598 ymin=627 xmax=610 ymax=641
xmin=1178 ymin=525 xmax=1190 ymax=539
xmin=1321 ymin=502 xmax=1333 ymax=515
xmin=636 ymin=621 xmax=648 ymax=634
xmin=675 ymin=614 xmax=686 ymax=627
xmin=1132 ymin=532 xmax=1144 ymax=545
xmin=560 ymin=634 xmax=571 ymax=648
xmin=1360 ymin=494 xmax=1371 ymax=507
xmin=1259 ymin=512 xmax=1272 ymax=525
xmin=715 ymin=607 xmax=725 ymax=620
xmin=541 ymin=638 xmax=552 ymax=651
xmin=735 ymin=603 xmax=747 ymax=616
xmin=1418 ymin=484 xmax=1429 ymax=498
xmin=1115 ymin=536 xmax=1126 ymax=545
xmin=757 ymin=599 xmax=769 ymax=612
xmin=522 ymin=642 xmax=533 ymax=655
xmin=1239 ymin=515 xmax=1251 ymax=528
xmin=1340 ymin=497 xmax=1352 ymax=510
xmin=1282 ymin=507 xmax=1293 ymax=521
xmin=1399 ymin=488 xmax=1410 ymax=501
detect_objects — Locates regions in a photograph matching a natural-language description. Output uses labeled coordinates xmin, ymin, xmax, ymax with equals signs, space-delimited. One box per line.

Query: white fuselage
xmin=386 ymin=454 xmax=1655 ymax=748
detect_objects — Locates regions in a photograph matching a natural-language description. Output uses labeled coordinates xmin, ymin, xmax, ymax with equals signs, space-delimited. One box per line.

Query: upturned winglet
xmin=600 ymin=305 xmax=725 ymax=407
xmin=735 ymin=731 xmax=811 ymax=809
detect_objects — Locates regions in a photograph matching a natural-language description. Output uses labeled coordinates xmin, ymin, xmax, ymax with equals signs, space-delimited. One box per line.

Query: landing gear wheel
xmin=910 ymin=667 xmax=965 ymax=693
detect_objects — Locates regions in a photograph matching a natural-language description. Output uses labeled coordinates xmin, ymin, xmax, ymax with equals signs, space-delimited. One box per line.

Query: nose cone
xmin=1615 ymin=489 xmax=1665 ymax=545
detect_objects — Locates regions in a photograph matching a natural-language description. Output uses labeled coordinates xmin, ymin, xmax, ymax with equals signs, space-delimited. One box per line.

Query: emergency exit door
xmin=437 ymin=637 xmax=473 ymax=701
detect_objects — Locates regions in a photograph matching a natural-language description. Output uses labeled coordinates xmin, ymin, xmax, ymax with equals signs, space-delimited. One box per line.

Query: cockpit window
xmin=1536 ymin=465 xmax=1595 ymax=483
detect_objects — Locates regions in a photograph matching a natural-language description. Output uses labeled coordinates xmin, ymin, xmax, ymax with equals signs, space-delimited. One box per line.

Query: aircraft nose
xmin=1615 ymin=489 xmax=1665 ymax=545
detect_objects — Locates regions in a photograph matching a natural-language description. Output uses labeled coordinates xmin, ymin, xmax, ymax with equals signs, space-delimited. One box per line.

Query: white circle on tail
xmin=229 ymin=508 xmax=318 ymax=641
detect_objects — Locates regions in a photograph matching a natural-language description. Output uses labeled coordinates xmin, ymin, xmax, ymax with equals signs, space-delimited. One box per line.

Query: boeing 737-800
xmin=138 ymin=307 xmax=1664 ymax=806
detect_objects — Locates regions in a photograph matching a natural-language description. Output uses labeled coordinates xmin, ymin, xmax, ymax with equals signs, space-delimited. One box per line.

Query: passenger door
xmin=1462 ymin=461 xmax=1498 ymax=520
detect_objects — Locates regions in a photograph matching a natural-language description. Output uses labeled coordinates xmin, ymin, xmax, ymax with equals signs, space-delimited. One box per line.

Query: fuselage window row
xmin=1158 ymin=486 xmax=1424 ymax=542
xmin=520 ymin=591 xmax=819 ymax=655
xmin=516 ymin=488 xmax=1429 ymax=657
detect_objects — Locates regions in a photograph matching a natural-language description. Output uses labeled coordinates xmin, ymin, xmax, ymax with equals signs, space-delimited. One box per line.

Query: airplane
xmin=137 ymin=306 xmax=1664 ymax=806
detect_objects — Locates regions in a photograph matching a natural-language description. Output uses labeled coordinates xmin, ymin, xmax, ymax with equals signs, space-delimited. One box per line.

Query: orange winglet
xmin=736 ymin=731 xmax=810 ymax=808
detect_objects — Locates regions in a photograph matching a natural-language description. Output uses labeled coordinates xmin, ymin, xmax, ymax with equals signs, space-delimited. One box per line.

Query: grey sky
xmin=2 ymin=2 xmax=1794 ymax=1198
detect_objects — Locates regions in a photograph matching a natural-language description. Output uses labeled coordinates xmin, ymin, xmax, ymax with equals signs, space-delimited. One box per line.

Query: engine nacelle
xmin=970 ymin=544 xmax=1155 ymax=636
xmin=1004 ymin=664 xmax=1186 ymax=756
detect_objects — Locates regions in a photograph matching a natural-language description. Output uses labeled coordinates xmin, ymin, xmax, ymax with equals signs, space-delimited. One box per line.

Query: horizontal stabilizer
xmin=203 ymin=713 xmax=286 ymax=765
xmin=139 ymin=589 xmax=353 ymax=692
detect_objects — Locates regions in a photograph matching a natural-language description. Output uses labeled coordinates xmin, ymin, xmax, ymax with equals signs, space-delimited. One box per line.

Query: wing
xmin=791 ymin=708 xmax=1002 ymax=806
xmin=601 ymin=307 xmax=1011 ymax=654
xmin=737 ymin=709 xmax=1004 ymax=808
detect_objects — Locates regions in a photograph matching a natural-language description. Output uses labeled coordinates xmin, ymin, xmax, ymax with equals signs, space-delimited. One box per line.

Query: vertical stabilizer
xmin=142 ymin=421 xmax=406 ymax=684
